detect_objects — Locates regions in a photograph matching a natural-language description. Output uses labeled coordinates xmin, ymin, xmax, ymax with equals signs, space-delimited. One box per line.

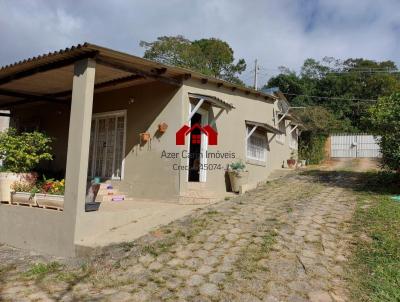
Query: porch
xmin=0 ymin=44 xmax=185 ymax=256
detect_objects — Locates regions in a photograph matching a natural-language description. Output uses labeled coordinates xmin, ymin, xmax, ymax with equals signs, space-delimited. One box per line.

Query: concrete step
xmin=97 ymin=195 xmax=134 ymax=202
xmin=180 ymin=190 xmax=218 ymax=199
xmin=97 ymin=189 xmax=117 ymax=195
xmin=178 ymin=196 xmax=218 ymax=205
xmin=98 ymin=183 xmax=113 ymax=190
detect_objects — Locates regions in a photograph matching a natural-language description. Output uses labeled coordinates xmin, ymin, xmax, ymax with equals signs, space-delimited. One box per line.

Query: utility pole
xmin=253 ymin=59 xmax=259 ymax=90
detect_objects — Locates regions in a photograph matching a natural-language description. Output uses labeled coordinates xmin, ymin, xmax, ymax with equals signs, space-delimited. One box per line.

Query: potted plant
xmin=10 ymin=177 xmax=38 ymax=206
xmin=140 ymin=132 xmax=151 ymax=143
xmin=36 ymin=178 xmax=65 ymax=209
xmin=158 ymin=122 xmax=168 ymax=133
xmin=0 ymin=128 xmax=52 ymax=202
xmin=227 ymin=160 xmax=249 ymax=193
xmin=287 ymin=150 xmax=297 ymax=168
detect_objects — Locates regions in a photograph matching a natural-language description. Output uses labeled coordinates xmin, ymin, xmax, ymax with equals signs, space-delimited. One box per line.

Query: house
xmin=0 ymin=43 xmax=302 ymax=256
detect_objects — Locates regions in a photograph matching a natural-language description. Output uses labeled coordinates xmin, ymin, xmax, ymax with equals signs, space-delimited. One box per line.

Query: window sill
xmin=246 ymin=158 xmax=267 ymax=167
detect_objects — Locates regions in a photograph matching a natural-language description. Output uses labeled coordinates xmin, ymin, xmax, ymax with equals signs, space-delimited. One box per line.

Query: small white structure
xmin=331 ymin=134 xmax=381 ymax=158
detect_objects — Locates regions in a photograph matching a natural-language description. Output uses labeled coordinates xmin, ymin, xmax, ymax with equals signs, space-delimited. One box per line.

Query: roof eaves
xmin=0 ymin=43 xmax=90 ymax=71
xmin=0 ymin=42 xmax=278 ymax=102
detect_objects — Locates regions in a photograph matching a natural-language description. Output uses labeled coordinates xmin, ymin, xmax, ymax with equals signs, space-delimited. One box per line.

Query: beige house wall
xmin=91 ymin=81 xmax=184 ymax=200
xmin=0 ymin=75 xmax=297 ymax=256
xmin=6 ymin=79 xmax=296 ymax=203
xmin=10 ymin=81 xmax=184 ymax=201
xmin=178 ymin=80 xmax=295 ymax=196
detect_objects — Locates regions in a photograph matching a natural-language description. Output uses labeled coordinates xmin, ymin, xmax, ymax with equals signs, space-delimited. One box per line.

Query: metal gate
xmin=330 ymin=134 xmax=381 ymax=158
xmin=88 ymin=111 xmax=126 ymax=179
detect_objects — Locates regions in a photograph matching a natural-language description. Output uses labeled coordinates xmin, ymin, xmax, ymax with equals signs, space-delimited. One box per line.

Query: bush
xmin=296 ymin=106 xmax=342 ymax=165
xmin=0 ymin=128 xmax=53 ymax=173
xmin=368 ymin=92 xmax=400 ymax=172
xmin=299 ymin=133 xmax=327 ymax=164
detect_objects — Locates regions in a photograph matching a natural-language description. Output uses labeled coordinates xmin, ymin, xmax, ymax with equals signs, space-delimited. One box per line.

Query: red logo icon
xmin=176 ymin=124 xmax=218 ymax=145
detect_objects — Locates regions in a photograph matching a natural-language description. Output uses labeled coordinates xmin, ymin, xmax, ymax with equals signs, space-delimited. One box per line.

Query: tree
xmin=368 ymin=92 xmax=400 ymax=172
xmin=0 ymin=129 xmax=53 ymax=173
xmin=295 ymin=106 xmax=344 ymax=134
xmin=140 ymin=36 xmax=246 ymax=84
xmin=265 ymin=57 xmax=400 ymax=132
xmin=295 ymin=106 xmax=343 ymax=164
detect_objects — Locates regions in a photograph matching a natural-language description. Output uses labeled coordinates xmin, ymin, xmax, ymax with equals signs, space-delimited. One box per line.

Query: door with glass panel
xmin=88 ymin=111 xmax=126 ymax=179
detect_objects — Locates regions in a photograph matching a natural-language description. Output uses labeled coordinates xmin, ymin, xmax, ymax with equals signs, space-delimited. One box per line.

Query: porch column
xmin=64 ymin=58 xmax=96 ymax=219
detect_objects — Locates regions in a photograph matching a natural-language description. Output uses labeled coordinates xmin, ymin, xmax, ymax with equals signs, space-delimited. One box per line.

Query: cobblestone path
xmin=0 ymin=172 xmax=356 ymax=301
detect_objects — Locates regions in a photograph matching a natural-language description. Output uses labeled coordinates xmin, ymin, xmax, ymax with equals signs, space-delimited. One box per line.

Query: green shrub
xmin=0 ymin=128 xmax=53 ymax=173
xmin=229 ymin=160 xmax=246 ymax=171
xmin=368 ymin=92 xmax=400 ymax=172
xmin=299 ymin=132 xmax=327 ymax=164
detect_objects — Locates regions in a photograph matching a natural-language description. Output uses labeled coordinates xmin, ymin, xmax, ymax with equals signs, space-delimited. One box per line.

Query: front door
xmin=88 ymin=111 xmax=126 ymax=180
xmin=188 ymin=108 xmax=208 ymax=182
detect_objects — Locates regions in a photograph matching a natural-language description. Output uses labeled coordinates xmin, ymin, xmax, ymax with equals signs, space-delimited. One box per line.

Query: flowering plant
xmin=11 ymin=173 xmax=39 ymax=193
xmin=40 ymin=179 xmax=65 ymax=195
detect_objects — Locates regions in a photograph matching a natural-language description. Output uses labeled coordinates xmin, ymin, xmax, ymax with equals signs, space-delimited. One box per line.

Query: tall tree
xmin=140 ymin=36 xmax=246 ymax=84
xmin=266 ymin=57 xmax=400 ymax=132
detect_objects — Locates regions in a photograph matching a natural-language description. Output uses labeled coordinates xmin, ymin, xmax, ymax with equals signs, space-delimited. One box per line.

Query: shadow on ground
xmin=300 ymin=169 xmax=400 ymax=195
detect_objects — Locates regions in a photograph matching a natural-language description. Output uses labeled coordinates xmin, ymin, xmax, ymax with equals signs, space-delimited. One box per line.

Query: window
xmin=289 ymin=126 xmax=298 ymax=149
xmin=246 ymin=127 xmax=267 ymax=162
xmin=276 ymin=120 xmax=286 ymax=143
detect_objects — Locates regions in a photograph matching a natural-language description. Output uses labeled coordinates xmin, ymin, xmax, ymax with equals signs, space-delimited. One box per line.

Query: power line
xmin=282 ymin=92 xmax=378 ymax=102
xmin=327 ymin=70 xmax=400 ymax=74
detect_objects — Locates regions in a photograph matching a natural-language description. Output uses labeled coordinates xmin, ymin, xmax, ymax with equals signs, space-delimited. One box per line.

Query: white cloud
xmin=0 ymin=0 xmax=399 ymax=85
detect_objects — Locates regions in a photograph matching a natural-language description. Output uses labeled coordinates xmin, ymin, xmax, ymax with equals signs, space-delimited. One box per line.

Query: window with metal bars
xmin=246 ymin=127 xmax=267 ymax=162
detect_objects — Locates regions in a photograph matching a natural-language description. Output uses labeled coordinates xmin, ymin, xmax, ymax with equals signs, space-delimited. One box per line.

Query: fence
xmin=330 ymin=134 xmax=381 ymax=158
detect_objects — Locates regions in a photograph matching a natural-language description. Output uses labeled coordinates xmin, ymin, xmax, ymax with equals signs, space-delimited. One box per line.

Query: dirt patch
xmin=320 ymin=158 xmax=381 ymax=172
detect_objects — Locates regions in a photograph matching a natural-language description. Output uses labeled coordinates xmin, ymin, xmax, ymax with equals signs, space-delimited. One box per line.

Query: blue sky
xmin=0 ymin=0 xmax=399 ymax=85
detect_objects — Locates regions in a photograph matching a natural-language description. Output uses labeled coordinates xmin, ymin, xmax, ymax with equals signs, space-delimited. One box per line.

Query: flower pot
xmin=85 ymin=202 xmax=101 ymax=212
xmin=287 ymin=159 xmax=296 ymax=168
xmin=36 ymin=193 xmax=64 ymax=209
xmin=140 ymin=132 xmax=151 ymax=143
xmin=158 ymin=122 xmax=168 ymax=133
xmin=300 ymin=160 xmax=307 ymax=167
xmin=0 ymin=172 xmax=36 ymax=202
xmin=11 ymin=192 xmax=37 ymax=206
xmin=228 ymin=170 xmax=249 ymax=193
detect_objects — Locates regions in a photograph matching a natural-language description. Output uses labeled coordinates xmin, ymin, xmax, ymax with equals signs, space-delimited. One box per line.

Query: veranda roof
xmin=0 ymin=43 xmax=277 ymax=110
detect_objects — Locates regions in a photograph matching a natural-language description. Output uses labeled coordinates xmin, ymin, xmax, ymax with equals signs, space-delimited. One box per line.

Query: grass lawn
xmin=351 ymin=172 xmax=400 ymax=302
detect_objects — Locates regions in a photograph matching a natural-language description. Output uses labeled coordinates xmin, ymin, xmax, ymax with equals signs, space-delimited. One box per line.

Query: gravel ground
xmin=0 ymin=171 xmax=358 ymax=301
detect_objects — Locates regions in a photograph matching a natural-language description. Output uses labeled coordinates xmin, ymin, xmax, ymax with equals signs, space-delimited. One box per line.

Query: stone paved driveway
xmin=0 ymin=172 xmax=356 ymax=301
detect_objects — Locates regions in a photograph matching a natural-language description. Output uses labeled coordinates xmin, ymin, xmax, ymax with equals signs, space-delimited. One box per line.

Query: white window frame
xmin=276 ymin=119 xmax=286 ymax=144
xmin=246 ymin=127 xmax=267 ymax=163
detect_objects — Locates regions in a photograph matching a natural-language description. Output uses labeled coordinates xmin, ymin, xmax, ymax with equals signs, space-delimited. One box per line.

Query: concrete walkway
xmin=0 ymin=170 xmax=360 ymax=301
xmin=77 ymin=200 xmax=206 ymax=249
